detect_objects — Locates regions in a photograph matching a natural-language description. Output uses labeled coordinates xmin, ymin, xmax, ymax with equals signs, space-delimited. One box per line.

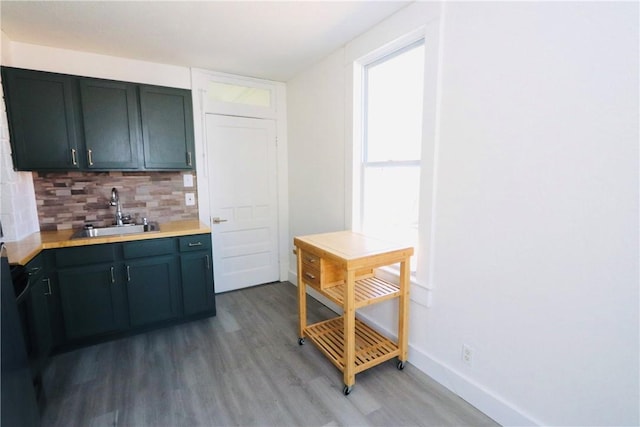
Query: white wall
xmin=287 ymin=47 xmax=347 ymax=271
xmin=7 ymin=41 xmax=191 ymax=88
xmin=287 ymin=2 xmax=639 ymax=426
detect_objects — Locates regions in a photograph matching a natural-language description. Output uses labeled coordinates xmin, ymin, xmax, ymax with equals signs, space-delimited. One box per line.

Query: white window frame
xmin=353 ymin=36 xmax=425 ymax=273
xmin=348 ymin=20 xmax=443 ymax=306
xmin=359 ymin=39 xmax=424 ymax=248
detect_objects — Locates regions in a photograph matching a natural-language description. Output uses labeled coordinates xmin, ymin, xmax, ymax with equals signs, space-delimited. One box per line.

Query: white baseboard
xmin=287 ymin=270 xmax=541 ymax=427
xmin=367 ymin=316 xmax=541 ymax=427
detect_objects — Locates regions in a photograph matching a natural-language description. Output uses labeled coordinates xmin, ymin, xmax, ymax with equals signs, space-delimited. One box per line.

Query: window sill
xmin=376 ymin=266 xmax=432 ymax=308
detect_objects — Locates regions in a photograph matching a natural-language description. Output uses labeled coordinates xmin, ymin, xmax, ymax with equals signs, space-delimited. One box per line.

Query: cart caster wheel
xmin=298 ymin=337 xmax=305 ymax=345
xmin=397 ymin=360 xmax=405 ymax=370
xmin=343 ymin=385 xmax=352 ymax=396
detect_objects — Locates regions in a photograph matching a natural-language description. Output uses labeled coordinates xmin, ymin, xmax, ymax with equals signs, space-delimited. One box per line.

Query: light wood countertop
xmin=294 ymin=231 xmax=413 ymax=269
xmin=5 ymin=220 xmax=211 ymax=265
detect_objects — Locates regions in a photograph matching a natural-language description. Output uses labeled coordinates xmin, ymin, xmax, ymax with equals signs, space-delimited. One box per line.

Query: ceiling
xmin=0 ymin=1 xmax=410 ymax=82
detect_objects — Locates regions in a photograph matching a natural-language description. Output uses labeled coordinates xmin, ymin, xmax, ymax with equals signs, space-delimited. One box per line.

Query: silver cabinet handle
xmin=205 ymin=255 xmax=210 ymax=270
xmin=126 ymin=265 xmax=131 ymax=282
xmin=110 ymin=266 xmax=115 ymax=284
xmin=212 ymin=217 xmax=228 ymax=224
xmin=71 ymin=148 xmax=77 ymax=165
xmin=87 ymin=149 xmax=94 ymax=166
xmin=187 ymin=152 xmax=192 ymax=166
xmin=305 ymin=257 xmax=316 ymax=264
xmin=28 ymin=266 xmax=42 ymax=275
xmin=304 ymin=272 xmax=316 ymax=280
xmin=43 ymin=278 xmax=52 ymax=296
xmin=188 ymin=242 xmax=202 ymax=247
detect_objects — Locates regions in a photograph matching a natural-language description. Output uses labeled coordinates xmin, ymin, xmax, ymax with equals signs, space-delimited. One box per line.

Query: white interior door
xmin=206 ymin=114 xmax=279 ymax=293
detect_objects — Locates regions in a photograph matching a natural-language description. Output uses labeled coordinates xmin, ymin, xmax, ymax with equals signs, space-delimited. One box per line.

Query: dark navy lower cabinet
xmin=50 ymin=234 xmax=215 ymax=349
xmin=181 ymin=251 xmax=215 ymax=316
xmin=125 ymin=255 xmax=180 ymax=326
xmin=57 ymin=263 xmax=128 ymax=340
xmin=27 ymin=272 xmax=53 ymax=371
xmin=179 ymin=234 xmax=215 ymax=316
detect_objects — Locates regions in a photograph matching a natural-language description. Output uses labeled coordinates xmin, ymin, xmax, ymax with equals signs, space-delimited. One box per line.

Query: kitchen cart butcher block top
xmin=6 ymin=220 xmax=210 ymax=265
xmin=294 ymin=230 xmax=413 ymax=395
xmin=294 ymin=230 xmax=413 ymax=268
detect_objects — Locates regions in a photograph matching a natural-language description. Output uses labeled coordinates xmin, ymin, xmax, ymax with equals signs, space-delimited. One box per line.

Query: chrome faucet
xmin=109 ymin=188 xmax=124 ymax=226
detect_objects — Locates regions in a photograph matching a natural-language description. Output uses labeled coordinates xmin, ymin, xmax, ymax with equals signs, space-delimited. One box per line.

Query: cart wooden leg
xmin=398 ymin=258 xmax=410 ymax=363
xmin=296 ymin=247 xmax=307 ymax=341
xmin=343 ymin=269 xmax=356 ymax=393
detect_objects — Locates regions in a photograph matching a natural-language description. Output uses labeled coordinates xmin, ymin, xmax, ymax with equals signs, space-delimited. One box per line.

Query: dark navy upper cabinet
xmin=1 ymin=67 xmax=80 ymax=170
xmin=139 ymin=85 xmax=195 ymax=170
xmin=79 ymin=79 xmax=141 ymax=170
xmin=1 ymin=66 xmax=195 ymax=171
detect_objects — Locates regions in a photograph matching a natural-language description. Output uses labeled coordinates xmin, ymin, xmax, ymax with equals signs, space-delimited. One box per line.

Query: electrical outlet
xmin=183 ymin=173 xmax=193 ymax=187
xmin=462 ymin=344 xmax=473 ymax=366
xmin=185 ymin=193 xmax=195 ymax=206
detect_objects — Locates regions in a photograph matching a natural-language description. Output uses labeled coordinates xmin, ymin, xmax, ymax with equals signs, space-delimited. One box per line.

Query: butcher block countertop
xmin=5 ymin=220 xmax=211 ymax=265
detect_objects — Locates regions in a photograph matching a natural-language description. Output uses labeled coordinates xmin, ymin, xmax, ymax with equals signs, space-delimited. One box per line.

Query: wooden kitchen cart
xmin=294 ymin=231 xmax=413 ymax=395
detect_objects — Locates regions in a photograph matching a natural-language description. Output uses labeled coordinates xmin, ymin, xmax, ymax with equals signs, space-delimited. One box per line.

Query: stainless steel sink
xmin=71 ymin=224 xmax=147 ymax=239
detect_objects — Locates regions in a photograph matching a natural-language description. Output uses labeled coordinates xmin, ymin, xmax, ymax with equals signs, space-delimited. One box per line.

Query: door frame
xmin=190 ymin=68 xmax=289 ymax=283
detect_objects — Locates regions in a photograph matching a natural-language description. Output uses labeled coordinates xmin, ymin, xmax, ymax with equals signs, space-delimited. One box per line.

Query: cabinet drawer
xmin=123 ymin=238 xmax=175 ymax=259
xmin=179 ymin=234 xmax=211 ymax=252
xmin=56 ymin=244 xmax=115 ymax=267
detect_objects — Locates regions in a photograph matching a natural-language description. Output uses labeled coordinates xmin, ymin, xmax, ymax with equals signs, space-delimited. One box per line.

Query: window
xmin=358 ymin=40 xmax=425 ymax=268
xmin=202 ymin=76 xmax=277 ymax=119
xmin=207 ymin=81 xmax=271 ymax=107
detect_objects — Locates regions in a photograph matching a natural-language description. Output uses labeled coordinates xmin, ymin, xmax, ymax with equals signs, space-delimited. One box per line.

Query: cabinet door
xmin=79 ymin=79 xmax=141 ymax=170
xmin=25 ymin=254 xmax=53 ymax=374
xmin=181 ymin=251 xmax=215 ymax=316
xmin=27 ymin=276 xmax=53 ymax=371
xmin=139 ymin=85 xmax=195 ymax=170
xmin=1 ymin=67 xmax=80 ymax=170
xmin=57 ymin=264 xmax=126 ymax=340
xmin=125 ymin=256 xmax=180 ymax=326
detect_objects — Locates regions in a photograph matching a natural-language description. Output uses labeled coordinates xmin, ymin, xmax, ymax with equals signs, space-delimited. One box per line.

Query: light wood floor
xmin=41 ymin=282 xmax=499 ymax=427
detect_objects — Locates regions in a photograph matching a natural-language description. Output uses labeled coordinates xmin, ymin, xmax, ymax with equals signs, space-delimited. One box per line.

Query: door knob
xmin=212 ymin=217 xmax=228 ymax=224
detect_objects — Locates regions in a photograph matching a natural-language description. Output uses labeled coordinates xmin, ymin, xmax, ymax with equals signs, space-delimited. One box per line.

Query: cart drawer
xmin=299 ymin=249 xmax=344 ymax=289
xmin=300 ymin=251 xmax=321 ymax=267
xmin=301 ymin=264 xmax=322 ymax=288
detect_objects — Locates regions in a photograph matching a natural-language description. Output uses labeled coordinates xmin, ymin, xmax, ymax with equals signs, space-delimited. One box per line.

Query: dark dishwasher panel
xmin=1 ymin=243 xmax=40 ymax=427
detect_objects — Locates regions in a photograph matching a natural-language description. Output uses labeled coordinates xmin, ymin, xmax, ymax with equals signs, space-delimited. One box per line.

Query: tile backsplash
xmin=33 ymin=171 xmax=199 ymax=231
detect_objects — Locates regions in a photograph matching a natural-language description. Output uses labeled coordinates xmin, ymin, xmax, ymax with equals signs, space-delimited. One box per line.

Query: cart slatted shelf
xmin=305 ymin=317 xmax=400 ymax=373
